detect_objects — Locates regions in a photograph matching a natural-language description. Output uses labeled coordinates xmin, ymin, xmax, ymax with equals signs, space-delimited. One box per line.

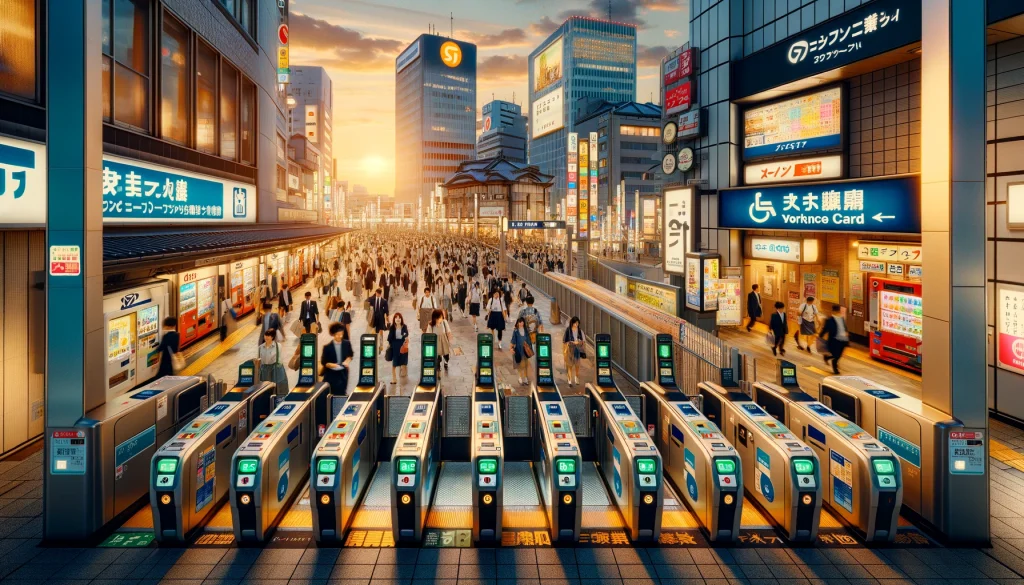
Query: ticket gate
xmin=750 ymin=362 xmax=902 ymax=542
xmin=151 ymin=362 xmax=275 ymax=543
xmin=697 ymin=376 xmax=822 ymax=542
xmin=391 ymin=333 xmax=443 ymax=543
xmin=230 ymin=334 xmax=333 ymax=543
xmin=45 ymin=375 xmax=210 ymax=540
xmin=640 ymin=334 xmax=742 ymax=542
xmin=585 ymin=333 xmax=663 ymax=542
xmin=312 ymin=334 xmax=386 ymax=543
xmin=531 ymin=333 xmax=583 ymax=542
xmin=818 ymin=375 xmax=987 ymax=543
xmin=471 ymin=334 xmax=503 ymax=542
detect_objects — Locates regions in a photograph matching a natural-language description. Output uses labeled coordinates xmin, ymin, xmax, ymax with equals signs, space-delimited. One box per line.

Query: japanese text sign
xmin=665 ymin=81 xmax=692 ymax=115
xmin=0 ymin=136 xmax=46 ymax=227
xmin=857 ymin=242 xmax=922 ymax=265
xmin=663 ymin=48 xmax=695 ymax=86
xmin=102 ymin=155 xmax=255 ymax=224
xmin=719 ymin=176 xmax=921 ymax=234
xmin=743 ymin=87 xmax=842 ymax=159
xmin=663 ymin=187 xmax=695 ymax=275
xmin=998 ymin=285 xmax=1024 ymax=376
xmin=744 ymin=155 xmax=842 ymax=185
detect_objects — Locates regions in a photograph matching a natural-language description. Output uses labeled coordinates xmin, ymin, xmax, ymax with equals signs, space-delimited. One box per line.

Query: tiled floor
xmin=2 ymin=265 xmax=1024 ymax=584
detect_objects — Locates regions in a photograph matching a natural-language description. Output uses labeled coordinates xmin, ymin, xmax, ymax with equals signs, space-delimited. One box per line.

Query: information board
xmin=743 ymin=87 xmax=841 ymax=159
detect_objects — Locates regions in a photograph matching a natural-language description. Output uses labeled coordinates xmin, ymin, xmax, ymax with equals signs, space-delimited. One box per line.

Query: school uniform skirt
xmin=486 ymin=310 xmax=506 ymax=331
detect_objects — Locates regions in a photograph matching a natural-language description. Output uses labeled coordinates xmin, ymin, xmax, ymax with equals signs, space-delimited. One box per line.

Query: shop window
xmin=195 ymin=41 xmax=218 ymax=154
xmin=0 ymin=0 xmax=37 ymax=100
xmin=220 ymin=61 xmax=238 ymax=161
xmin=104 ymin=0 xmax=151 ymax=131
xmin=240 ymin=78 xmax=255 ymax=165
xmin=160 ymin=12 xmax=190 ymax=145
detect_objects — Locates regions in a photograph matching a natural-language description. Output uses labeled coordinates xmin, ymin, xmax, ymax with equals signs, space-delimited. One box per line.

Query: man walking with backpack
xmin=517 ymin=294 xmax=544 ymax=345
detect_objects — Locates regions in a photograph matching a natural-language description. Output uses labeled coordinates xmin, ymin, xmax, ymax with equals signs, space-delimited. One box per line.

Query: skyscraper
xmin=395 ymin=35 xmax=477 ymax=205
xmin=477 ymin=100 xmax=528 ymax=163
xmin=528 ymin=17 xmax=637 ymax=218
xmin=288 ymin=66 xmax=334 ymax=222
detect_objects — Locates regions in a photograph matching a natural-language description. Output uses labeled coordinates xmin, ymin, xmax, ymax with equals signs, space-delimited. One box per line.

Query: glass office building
xmin=528 ymin=17 xmax=637 ymax=217
xmin=395 ymin=34 xmax=477 ymax=205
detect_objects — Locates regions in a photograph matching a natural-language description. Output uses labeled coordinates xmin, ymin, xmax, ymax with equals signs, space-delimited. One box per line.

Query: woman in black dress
xmin=387 ymin=313 xmax=410 ymax=383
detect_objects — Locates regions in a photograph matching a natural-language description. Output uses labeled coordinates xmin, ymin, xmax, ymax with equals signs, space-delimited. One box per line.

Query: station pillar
xmin=920 ymin=0 xmax=988 ymax=543
xmin=43 ymin=0 xmax=106 ymax=540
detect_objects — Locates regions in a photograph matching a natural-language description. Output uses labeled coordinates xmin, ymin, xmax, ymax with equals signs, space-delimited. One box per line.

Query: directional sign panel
xmin=508 ymin=221 xmax=566 ymax=230
xmin=718 ymin=175 xmax=920 ymax=234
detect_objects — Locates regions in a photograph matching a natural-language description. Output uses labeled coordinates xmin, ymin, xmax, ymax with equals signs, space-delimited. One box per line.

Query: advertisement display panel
xmin=744 ymin=155 xmax=843 ymax=185
xmin=533 ymin=37 xmax=563 ymax=94
xmin=998 ymin=284 xmax=1024 ymax=376
xmin=532 ymin=90 xmax=564 ymax=139
xmin=566 ymin=133 xmax=578 ymax=228
xmin=663 ymin=187 xmax=694 ymax=274
xmin=663 ymin=48 xmax=694 ymax=86
xmin=665 ymin=81 xmax=692 ymax=115
xmin=743 ymin=86 xmax=842 ymax=159
xmin=0 ymin=136 xmax=47 ymax=227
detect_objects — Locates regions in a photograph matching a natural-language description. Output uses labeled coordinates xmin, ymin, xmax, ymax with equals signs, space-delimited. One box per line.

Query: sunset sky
xmin=289 ymin=0 xmax=691 ymax=196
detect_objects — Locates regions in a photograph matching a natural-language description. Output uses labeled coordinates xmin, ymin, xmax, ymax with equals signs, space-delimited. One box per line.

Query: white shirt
xmin=259 ymin=342 xmax=280 ymax=365
xmin=835 ymin=316 xmax=849 ymax=341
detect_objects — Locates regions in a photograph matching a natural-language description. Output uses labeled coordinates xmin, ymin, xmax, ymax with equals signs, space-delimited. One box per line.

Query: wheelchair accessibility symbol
xmin=748 ymin=192 xmax=776 ymax=224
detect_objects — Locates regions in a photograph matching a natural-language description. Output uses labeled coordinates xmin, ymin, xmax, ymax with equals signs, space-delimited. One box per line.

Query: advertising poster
xmin=578 ymin=138 xmax=589 ymax=239
xmin=533 ymin=37 xmax=563 ymax=93
xmin=703 ymin=258 xmax=720 ymax=310
xmin=614 ymin=274 xmax=628 ymax=296
xmin=628 ymin=280 xmax=678 ymax=316
xmin=763 ymin=273 xmax=775 ymax=297
xmin=531 ymin=89 xmax=563 ymax=139
xmin=685 ymin=257 xmax=701 ymax=309
xmin=787 ymin=290 xmax=802 ymax=322
xmin=642 ymin=199 xmax=656 ymax=238
xmin=997 ymin=285 xmax=1024 ymax=376
xmin=802 ymin=272 xmax=818 ymax=300
xmin=665 ymin=81 xmax=692 ymax=115
xmin=566 ymin=133 xmax=578 ymax=228
xmin=850 ymin=272 xmax=864 ymax=303
xmin=716 ymin=278 xmax=743 ymax=326
xmin=820 ymin=269 xmax=840 ymax=304
xmin=107 ymin=315 xmax=132 ymax=362
xmin=743 ymin=86 xmax=841 ymax=159
xmin=663 ymin=187 xmax=694 ymax=274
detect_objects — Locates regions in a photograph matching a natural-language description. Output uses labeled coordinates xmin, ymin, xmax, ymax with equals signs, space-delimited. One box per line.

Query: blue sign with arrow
xmin=719 ymin=175 xmax=920 ymax=234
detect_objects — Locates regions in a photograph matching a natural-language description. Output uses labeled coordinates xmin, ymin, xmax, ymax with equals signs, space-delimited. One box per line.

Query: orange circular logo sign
xmin=440 ymin=41 xmax=462 ymax=68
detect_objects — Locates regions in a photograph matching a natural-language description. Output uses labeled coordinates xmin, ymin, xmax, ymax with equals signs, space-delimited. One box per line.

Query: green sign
xmin=363 ymin=345 xmax=374 ymax=358
xmin=318 ymin=459 xmax=338 ymax=474
xmin=556 ymin=459 xmax=576 ymax=474
xmin=424 ymin=344 xmax=435 ymax=358
xmin=598 ymin=344 xmax=610 ymax=359
xmin=238 ymin=459 xmax=259 ymax=474
xmin=793 ymin=458 xmax=815 ymax=475
xmin=478 ymin=459 xmax=497 ymax=474
xmin=157 ymin=458 xmax=178 ymax=474
xmin=872 ymin=458 xmax=895 ymax=475
xmin=303 ymin=344 xmax=314 ymax=358
xmin=539 ymin=345 xmax=550 ymax=358
xmin=398 ymin=458 xmax=417 ymax=474
xmin=658 ymin=343 xmax=671 ymax=359
xmin=637 ymin=458 xmax=657 ymax=474
xmin=100 ymin=532 xmax=155 ymax=548
xmin=714 ymin=458 xmax=736 ymax=475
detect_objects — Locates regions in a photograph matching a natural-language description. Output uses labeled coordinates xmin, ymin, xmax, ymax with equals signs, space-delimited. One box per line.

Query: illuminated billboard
xmin=743 ymin=86 xmax=842 ymax=159
xmin=533 ymin=37 xmax=563 ymax=94
xmin=531 ymin=89 xmax=563 ymax=139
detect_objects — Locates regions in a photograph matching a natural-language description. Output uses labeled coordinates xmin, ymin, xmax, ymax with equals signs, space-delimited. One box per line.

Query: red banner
xmin=663 ymin=48 xmax=694 ymax=85
xmin=665 ymin=81 xmax=692 ymax=115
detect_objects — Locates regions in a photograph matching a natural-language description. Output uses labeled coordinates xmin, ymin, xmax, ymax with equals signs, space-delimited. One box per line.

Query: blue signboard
xmin=102 ymin=155 xmax=255 ymax=224
xmin=720 ymin=176 xmax=920 ymax=234
xmin=877 ymin=426 xmax=921 ymax=468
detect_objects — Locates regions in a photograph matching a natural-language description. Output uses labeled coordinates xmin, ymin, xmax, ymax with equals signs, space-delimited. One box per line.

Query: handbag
xmin=765 ymin=332 xmax=776 ymax=346
xmin=400 ymin=337 xmax=409 ymax=354
xmin=288 ymin=351 xmax=301 ymax=371
xmin=170 ymin=352 xmax=186 ymax=373
xmin=816 ymin=336 xmax=829 ymax=354
xmin=523 ymin=343 xmax=534 ymax=359
xmin=385 ymin=347 xmax=394 ymax=361
xmin=290 ymin=319 xmax=304 ymax=336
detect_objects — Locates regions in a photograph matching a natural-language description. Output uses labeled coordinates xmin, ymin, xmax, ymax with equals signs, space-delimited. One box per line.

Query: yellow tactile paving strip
xmin=121 ymin=505 xmax=154 ymax=530
xmin=991 ymin=439 xmax=1024 ymax=473
xmin=350 ymin=507 xmax=392 ymax=529
xmin=425 ymin=506 xmax=472 ymax=529
xmin=739 ymin=501 xmax=773 ymax=529
xmin=581 ymin=507 xmax=625 ymax=529
xmin=181 ymin=323 xmax=257 ymax=377
xmin=206 ymin=502 xmax=234 ymax=531
xmin=502 ymin=506 xmax=549 ymax=529
xmin=278 ymin=485 xmax=312 ymax=530
xmin=661 ymin=484 xmax=700 ymax=529
xmin=818 ymin=508 xmax=843 ymax=529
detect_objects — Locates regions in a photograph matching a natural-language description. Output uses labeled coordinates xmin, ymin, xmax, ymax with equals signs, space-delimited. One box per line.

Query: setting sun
xmin=361 ymin=155 xmax=390 ymax=176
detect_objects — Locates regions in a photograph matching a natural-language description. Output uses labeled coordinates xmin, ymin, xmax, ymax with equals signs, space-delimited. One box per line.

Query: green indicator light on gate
xmin=157 ymin=458 xmax=178 ymax=474
xmin=478 ymin=459 xmax=497 ymax=474
xmin=424 ymin=345 xmax=435 ymax=358
xmin=398 ymin=459 xmax=418 ymax=474
xmin=873 ymin=459 xmax=895 ymax=475
xmin=556 ymin=459 xmax=576 ymax=474
xmin=318 ymin=459 xmax=337 ymax=474
xmin=539 ymin=345 xmax=550 ymax=358
xmin=480 ymin=345 xmax=491 ymax=358
xmin=637 ymin=458 xmax=657 ymax=474
xmin=658 ymin=344 xmax=671 ymax=359
xmin=363 ymin=345 xmax=374 ymax=358
xmin=238 ymin=459 xmax=259 ymax=474
xmin=793 ymin=459 xmax=814 ymax=475
xmin=715 ymin=459 xmax=735 ymax=475
xmin=598 ymin=344 xmax=610 ymax=359
xmin=303 ymin=344 xmax=314 ymax=358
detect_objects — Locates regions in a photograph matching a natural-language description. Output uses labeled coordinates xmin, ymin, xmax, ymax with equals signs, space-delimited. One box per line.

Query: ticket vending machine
xmin=391 ymin=334 xmax=443 ymax=543
xmin=697 ymin=375 xmax=822 ymax=542
xmin=472 ymin=334 xmax=503 ymax=542
xmin=868 ymin=277 xmax=922 ymax=372
xmin=312 ymin=334 xmax=386 ymax=543
xmin=230 ymin=334 xmax=332 ymax=543
xmin=586 ymin=333 xmax=663 ymax=542
xmin=151 ymin=362 xmax=275 ymax=543
xmin=750 ymin=361 xmax=902 ymax=542
xmin=531 ymin=333 xmax=583 ymax=542
xmin=641 ymin=334 xmax=742 ymax=542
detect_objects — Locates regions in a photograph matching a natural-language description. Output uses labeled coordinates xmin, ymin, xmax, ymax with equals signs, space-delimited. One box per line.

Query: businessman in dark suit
xmin=300 ymin=291 xmax=319 ymax=334
xmin=369 ymin=287 xmax=390 ymax=347
xmin=769 ymin=301 xmax=788 ymax=356
xmin=746 ymin=284 xmax=762 ymax=332
xmin=321 ymin=323 xmax=353 ymax=396
xmin=258 ymin=302 xmax=285 ymax=345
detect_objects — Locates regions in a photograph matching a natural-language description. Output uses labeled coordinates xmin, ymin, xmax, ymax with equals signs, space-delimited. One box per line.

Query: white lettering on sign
xmin=787 ymin=9 xmax=900 ymax=65
xmin=998 ymin=285 xmax=1024 ymax=376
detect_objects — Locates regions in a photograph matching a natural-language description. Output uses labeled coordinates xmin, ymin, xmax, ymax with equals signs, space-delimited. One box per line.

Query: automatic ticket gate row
xmin=47 ymin=375 xmax=211 ymax=540
xmin=750 ymin=362 xmax=902 ymax=542
xmin=151 ymin=363 xmax=275 ymax=543
xmin=230 ymin=334 xmax=333 ymax=542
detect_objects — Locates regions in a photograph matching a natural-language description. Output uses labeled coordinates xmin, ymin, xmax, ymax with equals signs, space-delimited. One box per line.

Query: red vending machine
xmin=868 ymin=276 xmax=922 ymax=372
xmin=179 ymin=281 xmax=199 ymax=345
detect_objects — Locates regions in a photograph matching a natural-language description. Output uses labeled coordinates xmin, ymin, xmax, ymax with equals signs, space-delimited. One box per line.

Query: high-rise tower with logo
xmin=528 ymin=17 xmax=637 ymax=218
xmin=395 ymin=35 xmax=477 ymax=205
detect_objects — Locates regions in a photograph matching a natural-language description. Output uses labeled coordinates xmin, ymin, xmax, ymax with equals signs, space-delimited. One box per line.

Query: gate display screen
xmin=420 ymin=334 xmax=438 ymax=387
xmin=157 ymin=458 xmax=178 ymax=474
xmin=298 ymin=334 xmax=318 ymax=386
xmin=535 ymin=334 xmax=554 ymax=386
xmin=656 ymin=334 xmax=676 ymax=388
xmin=359 ymin=335 xmax=377 ymax=386
xmin=238 ymin=459 xmax=259 ymax=474
xmin=595 ymin=334 xmax=614 ymax=388
xmin=715 ymin=459 xmax=736 ymax=474
xmin=398 ymin=459 xmax=418 ymax=474
xmin=318 ymin=459 xmax=337 ymax=474
xmin=478 ymin=459 xmax=497 ymax=474
xmin=779 ymin=361 xmax=798 ymax=387
xmin=363 ymin=345 xmax=374 ymax=358
xmin=556 ymin=459 xmax=576 ymax=474
xmin=793 ymin=458 xmax=814 ymax=475
xmin=477 ymin=335 xmax=494 ymax=387
xmin=637 ymin=458 xmax=657 ymax=474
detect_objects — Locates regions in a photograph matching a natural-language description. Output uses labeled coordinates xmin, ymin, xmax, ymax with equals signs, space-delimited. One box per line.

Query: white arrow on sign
xmin=872 ymin=213 xmax=895 ymax=222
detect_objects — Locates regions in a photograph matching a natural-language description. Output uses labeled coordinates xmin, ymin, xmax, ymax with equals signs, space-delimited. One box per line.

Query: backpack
xmin=523 ymin=308 xmax=540 ymax=334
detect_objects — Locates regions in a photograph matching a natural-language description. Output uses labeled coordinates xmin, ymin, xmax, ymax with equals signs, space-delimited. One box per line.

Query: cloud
xmin=529 ymin=16 xmax=559 ymax=36
xmin=289 ymin=12 xmax=404 ymax=72
xmin=557 ymin=0 xmax=686 ymax=27
xmin=637 ymin=44 xmax=671 ymax=67
xmin=478 ymin=55 xmax=529 ymax=82
xmin=665 ymin=29 xmax=679 ymax=38
xmin=459 ymin=28 xmax=528 ymax=49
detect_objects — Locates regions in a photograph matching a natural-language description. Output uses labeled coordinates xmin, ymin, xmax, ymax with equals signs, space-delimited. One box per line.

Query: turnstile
xmin=45 ymin=375 xmax=210 ymax=540
xmin=697 ymin=376 xmax=822 ymax=542
xmin=818 ymin=375 xmax=987 ymax=543
xmin=151 ymin=362 xmax=274 ymax=543
xmin=471 ymin=334 xmax=503 ymax=542
xmin=391 ymin=333 xmax=443 ymax=543
xmin=230 ymin=334 xmax=333 ymax=542
xmin=312 ymin=334 xmax=386 ymax=543
xmin=641 ymin=334 xmax=742 ymax=542
xmin=586 ymin=333 xmax=663 ymax=542
xmin=531 ymin=333 xmax=583 ymax=542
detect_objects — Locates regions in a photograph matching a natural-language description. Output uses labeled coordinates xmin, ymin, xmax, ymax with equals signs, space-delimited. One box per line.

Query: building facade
xmin=394 ymin=34 xmax=477 ymax=205
xmin=288 ymin=66 xmax=335 ymax=224
xmin=442 ymin=157 xmax=553 ymax=235
xmin=477 ymin=100 xmax=528 ymax=163
xmin=528 ymin=17 xmax=637 ymax=219
xmin=574 ymin=99 xmax=662 ymax=252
